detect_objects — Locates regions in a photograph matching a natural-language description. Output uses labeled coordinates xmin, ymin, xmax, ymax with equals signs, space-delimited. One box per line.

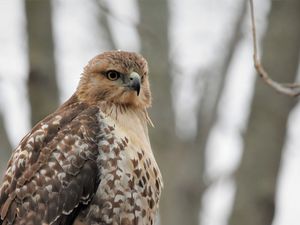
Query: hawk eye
xmin=106 ymin=70 xmax=120 ymax=81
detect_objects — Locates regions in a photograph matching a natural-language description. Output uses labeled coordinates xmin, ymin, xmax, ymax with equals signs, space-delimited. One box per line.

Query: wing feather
xmin=0 ymin=98 xmax=103 ymax=225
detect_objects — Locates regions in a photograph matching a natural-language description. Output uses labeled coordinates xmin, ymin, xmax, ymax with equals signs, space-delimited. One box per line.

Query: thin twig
xmin=249 ymin=0 xmax=300 ymax=97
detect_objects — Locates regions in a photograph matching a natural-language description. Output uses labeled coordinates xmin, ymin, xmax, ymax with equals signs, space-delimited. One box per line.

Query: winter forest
xmin=1 ymin=0 xmax=300 ymax=225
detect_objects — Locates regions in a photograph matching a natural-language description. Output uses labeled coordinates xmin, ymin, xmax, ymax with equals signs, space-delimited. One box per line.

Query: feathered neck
xmin=60 ymin=94 xmax=154 ymax=129
xmin=97 ymin=101 xmax=154 ymax=127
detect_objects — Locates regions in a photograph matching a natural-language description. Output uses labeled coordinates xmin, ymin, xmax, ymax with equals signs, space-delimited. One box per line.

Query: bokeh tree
xmin=25 ymin=0 xmax=59 ymax=125
xmin=230 ymin=1 xmax=300 ymax=225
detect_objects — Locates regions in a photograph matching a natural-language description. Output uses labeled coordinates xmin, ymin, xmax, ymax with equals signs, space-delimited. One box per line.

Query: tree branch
xmin=250 ymin=0 xmax=300 ymax=97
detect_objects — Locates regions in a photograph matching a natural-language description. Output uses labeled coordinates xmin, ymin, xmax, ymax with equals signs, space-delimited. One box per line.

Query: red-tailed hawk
xmin=0 ymin=51 xmax=163 ymax=225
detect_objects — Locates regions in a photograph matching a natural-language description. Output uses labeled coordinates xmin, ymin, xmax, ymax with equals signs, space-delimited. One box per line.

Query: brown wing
xmin=0 ymin=99 xmax=103 ymax=225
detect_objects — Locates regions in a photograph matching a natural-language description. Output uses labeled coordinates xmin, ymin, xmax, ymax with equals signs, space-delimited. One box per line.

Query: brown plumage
xmin=0 ymin=51 xmax=162 ymax=225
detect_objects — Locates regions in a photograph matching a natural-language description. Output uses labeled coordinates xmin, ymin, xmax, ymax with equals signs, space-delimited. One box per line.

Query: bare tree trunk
xmin=25 ymin=0 xmax=59 ymax=125
xmin=137 ymin=1 xmax=189 ymax=225
xmin=138 ymin=1 xmax=249 ymax=224
xmin=229 ymin=2 xmax=300 ymax=225
xmin=197 ymin=0 xmax=247 ymax=154
xmin=96 ymin=1 xmax=117 ymax=50
xmin=197 ymin=0 xmax=248 ymax=186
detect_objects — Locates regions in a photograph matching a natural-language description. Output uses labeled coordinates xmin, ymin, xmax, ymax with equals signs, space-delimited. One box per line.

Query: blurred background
xmin=0 ymin=0 xmax=300 ymax=225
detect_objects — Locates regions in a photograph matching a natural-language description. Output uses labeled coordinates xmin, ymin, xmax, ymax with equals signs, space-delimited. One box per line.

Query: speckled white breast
xmin=76 ymin=110 xmax=162 ymax=225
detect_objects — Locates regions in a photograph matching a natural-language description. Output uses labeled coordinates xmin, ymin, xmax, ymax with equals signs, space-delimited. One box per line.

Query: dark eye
xmin=106 ymin=70 xmax=120 ymax=81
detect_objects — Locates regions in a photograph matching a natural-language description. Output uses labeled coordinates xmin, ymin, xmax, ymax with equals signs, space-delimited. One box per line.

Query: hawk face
xmin=77 ymin=51 xmax=152 ymax=108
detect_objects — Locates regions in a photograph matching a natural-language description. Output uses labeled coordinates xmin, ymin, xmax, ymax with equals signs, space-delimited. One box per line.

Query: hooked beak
xmin=128 ymin=72 xmax=141 ymax=96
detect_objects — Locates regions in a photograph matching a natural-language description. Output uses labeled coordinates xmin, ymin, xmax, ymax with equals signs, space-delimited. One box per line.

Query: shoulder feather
xmin=0 ymin=96 xmax=103 ymax=225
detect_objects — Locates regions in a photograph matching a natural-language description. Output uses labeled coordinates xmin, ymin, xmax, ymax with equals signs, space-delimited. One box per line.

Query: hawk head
xmin=77 ymin=51 xmax=151 ymax=108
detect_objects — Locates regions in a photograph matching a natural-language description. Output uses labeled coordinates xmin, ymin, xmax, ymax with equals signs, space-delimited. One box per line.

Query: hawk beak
xmin=129 ymin=72 xmax=141 ymax=96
